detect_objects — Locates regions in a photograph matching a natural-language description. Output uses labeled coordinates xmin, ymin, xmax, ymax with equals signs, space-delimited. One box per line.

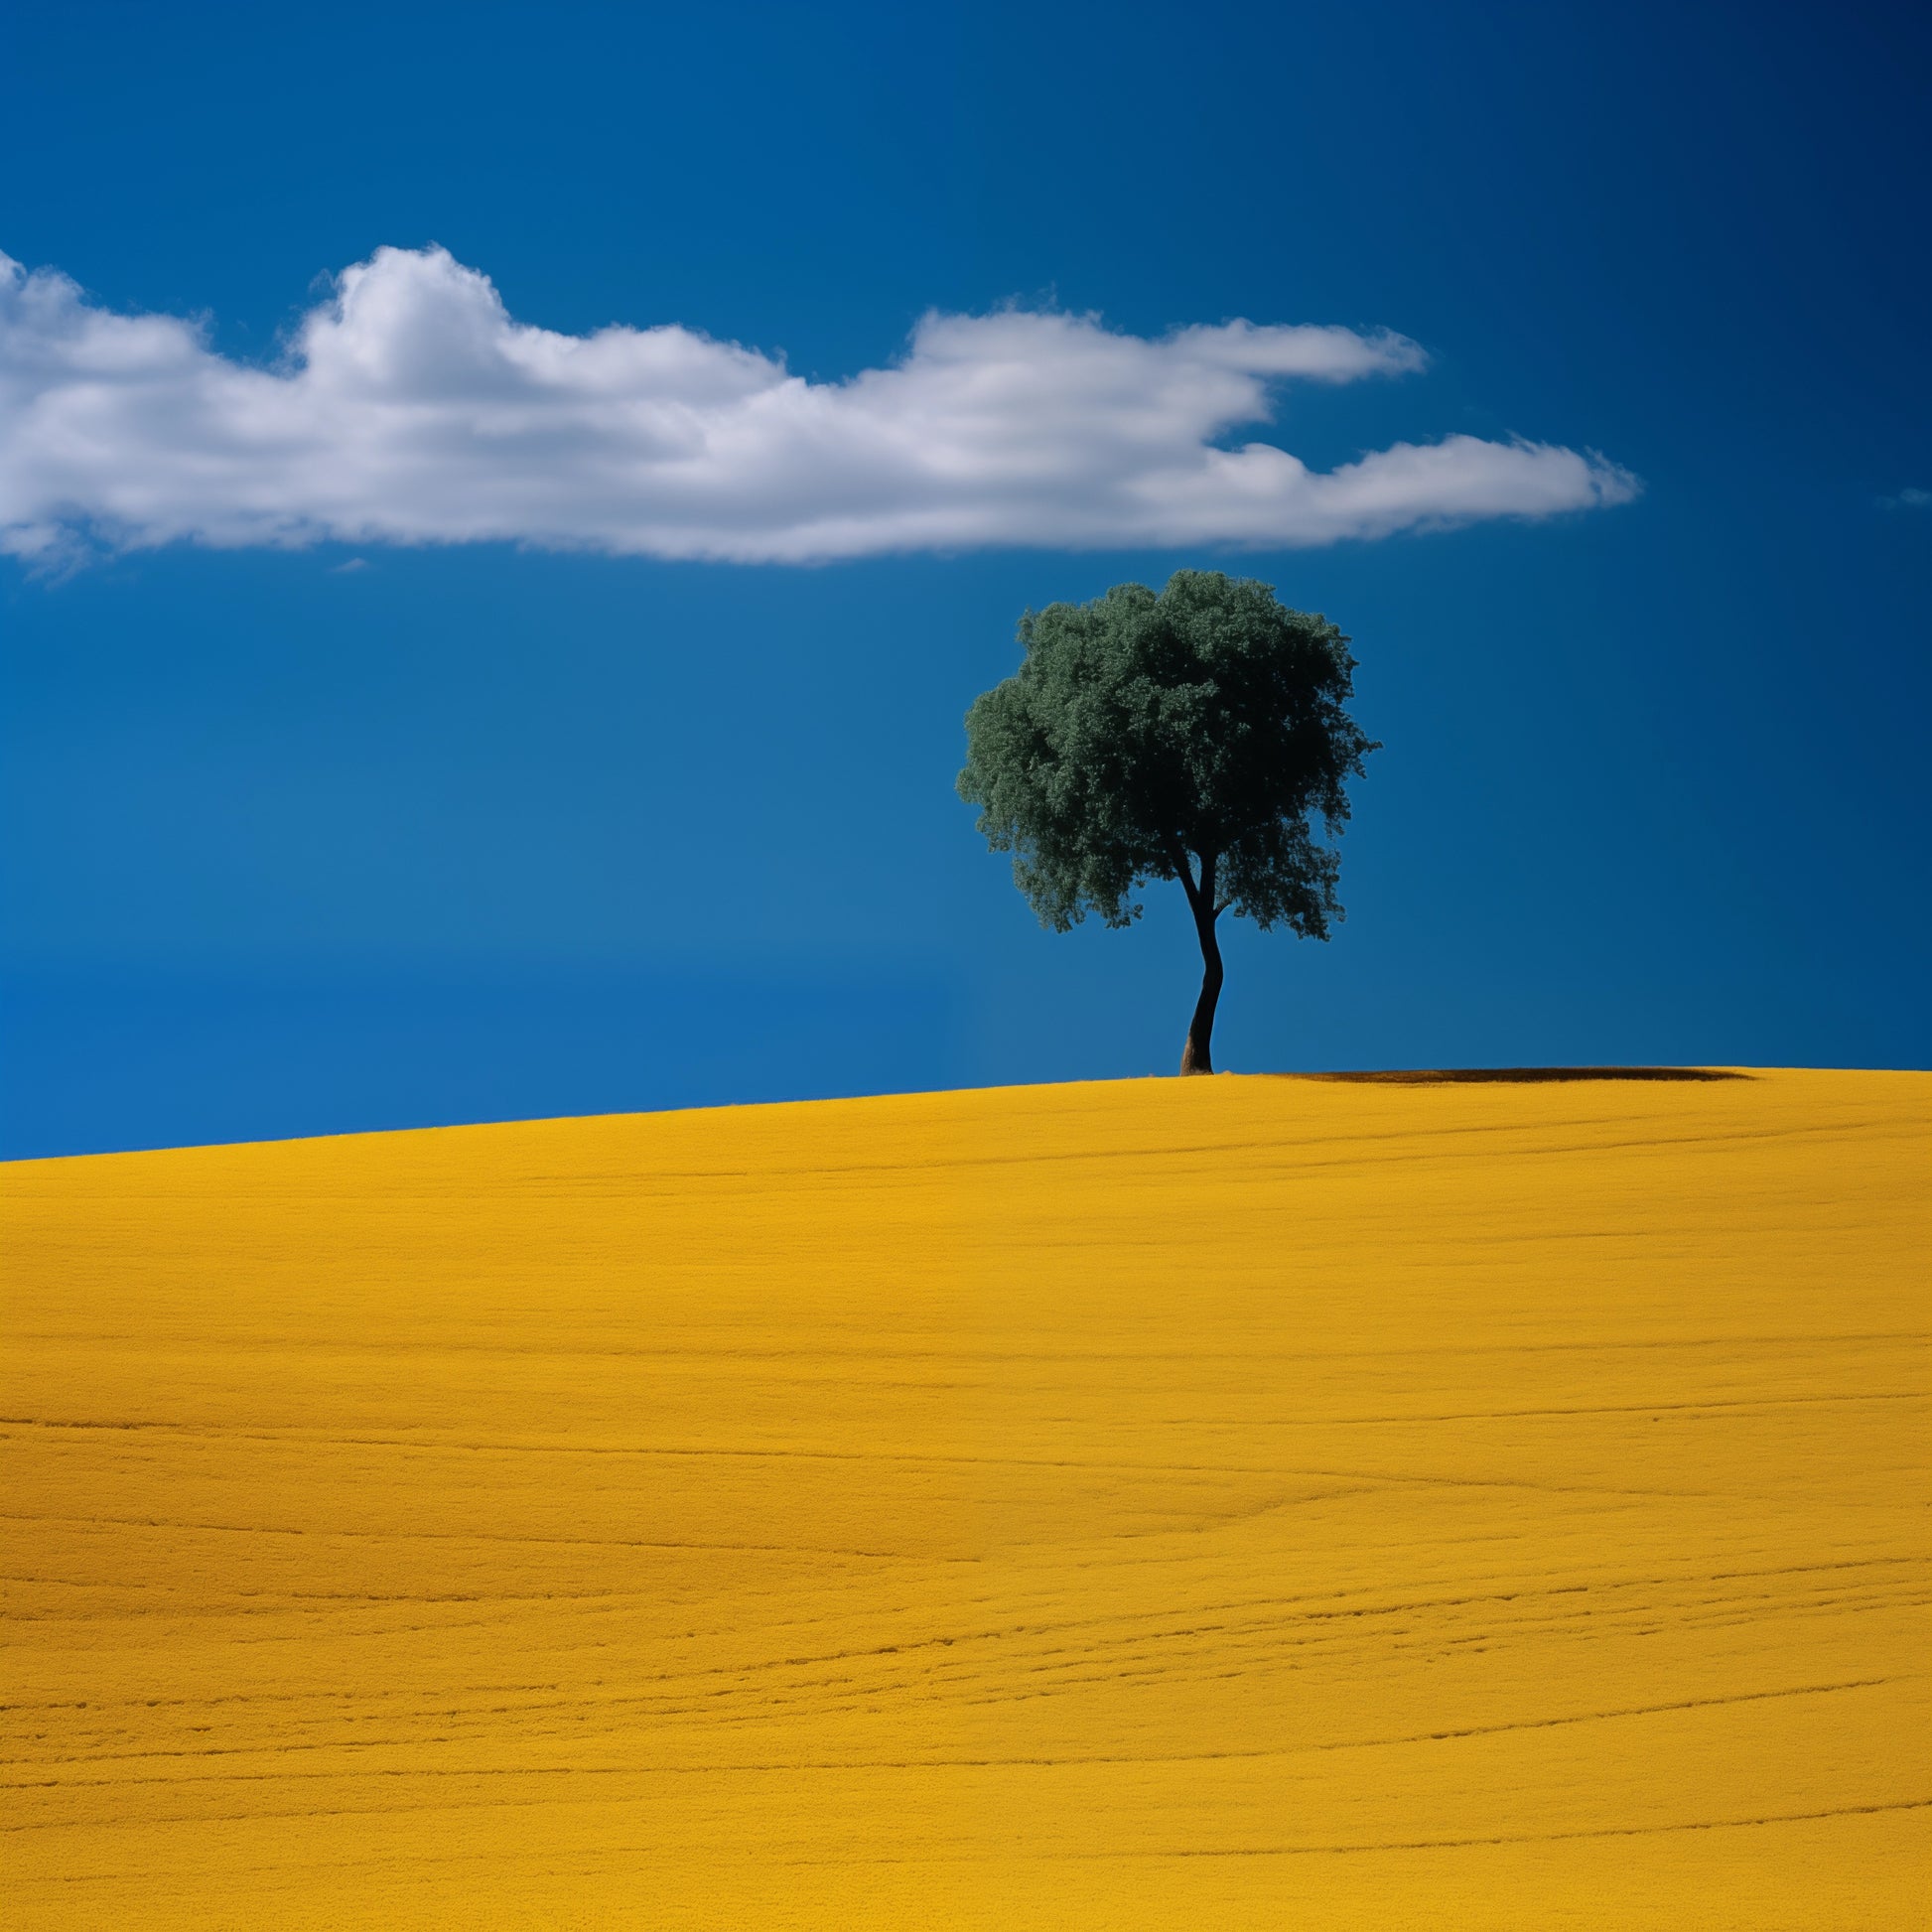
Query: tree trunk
xmin=1179 ymin=868 xmax=1223 ymax=1076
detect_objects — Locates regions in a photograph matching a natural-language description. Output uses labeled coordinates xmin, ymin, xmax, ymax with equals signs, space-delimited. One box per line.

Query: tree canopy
xmin=958 ymin=570 xmax=1376 ymax=1073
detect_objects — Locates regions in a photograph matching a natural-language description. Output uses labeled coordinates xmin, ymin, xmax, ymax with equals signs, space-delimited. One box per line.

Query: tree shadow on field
xmin=1282 ymin=1066 xmax=1752 ymax=1085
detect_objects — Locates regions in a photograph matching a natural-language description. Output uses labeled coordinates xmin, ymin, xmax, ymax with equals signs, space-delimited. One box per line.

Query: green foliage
xmin=958 ymin=570 xmax=1376 ymax=938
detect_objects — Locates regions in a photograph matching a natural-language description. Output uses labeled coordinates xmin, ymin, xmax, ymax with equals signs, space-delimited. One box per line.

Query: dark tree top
xmin=957 ymin=571 xmax=1377 ymax=939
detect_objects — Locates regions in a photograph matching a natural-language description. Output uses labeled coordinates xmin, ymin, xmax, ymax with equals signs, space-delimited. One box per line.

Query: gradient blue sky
xmin=3 ymin=0 xmax=1927 ymax=1157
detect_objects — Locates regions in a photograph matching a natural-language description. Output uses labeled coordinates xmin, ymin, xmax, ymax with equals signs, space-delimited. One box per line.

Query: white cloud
xmin=0 ymin=245 xmax=1638 ymax=565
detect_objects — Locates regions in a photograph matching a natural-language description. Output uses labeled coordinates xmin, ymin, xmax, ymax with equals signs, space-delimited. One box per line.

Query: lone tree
xmin=958 ymin=571 xmax=1376 ymax=1075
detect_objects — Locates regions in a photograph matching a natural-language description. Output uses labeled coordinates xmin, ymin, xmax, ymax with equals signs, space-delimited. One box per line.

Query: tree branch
xmin=1166 ymin=839 xmax=1201 ymax=909
xmin=1199 ymin=850 xmax=1221 ymax=923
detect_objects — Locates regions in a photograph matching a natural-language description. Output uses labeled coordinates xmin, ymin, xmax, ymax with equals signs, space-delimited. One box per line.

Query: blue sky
xmin=3 ymin=0 xmax=1927 ymax=1157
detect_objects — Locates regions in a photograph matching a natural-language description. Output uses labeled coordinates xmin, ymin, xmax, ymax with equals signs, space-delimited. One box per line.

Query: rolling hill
xmin=3 ymin=1067 xmax=1926 ymax=1927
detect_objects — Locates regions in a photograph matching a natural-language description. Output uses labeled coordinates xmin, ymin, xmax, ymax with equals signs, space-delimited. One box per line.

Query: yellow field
xmin=2 ymin=1067 xmax=1927 ymax=1928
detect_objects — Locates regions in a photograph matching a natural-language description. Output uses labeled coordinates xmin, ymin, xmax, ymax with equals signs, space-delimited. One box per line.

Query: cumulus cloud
xmin=0 ymin=245 xmax=1638 ymax=565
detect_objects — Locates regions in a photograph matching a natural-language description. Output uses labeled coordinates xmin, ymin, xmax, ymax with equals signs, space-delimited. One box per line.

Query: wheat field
xmin=3 ymin=1067 xmax=1926 ymax=1927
